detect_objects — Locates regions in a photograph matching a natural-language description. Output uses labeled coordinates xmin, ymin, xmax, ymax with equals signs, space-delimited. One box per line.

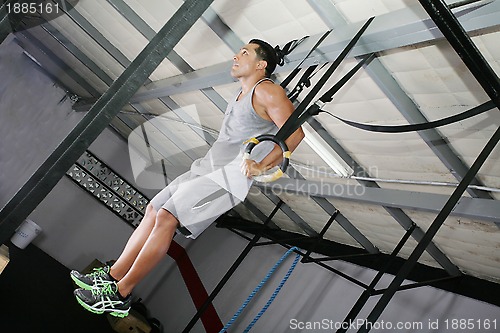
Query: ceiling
xmin=7 ymin=0 xmax=500 ymax=293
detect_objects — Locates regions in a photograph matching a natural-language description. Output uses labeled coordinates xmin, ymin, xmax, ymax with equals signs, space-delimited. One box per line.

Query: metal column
xmin=0 ymin=0 xmax=214 ymax=244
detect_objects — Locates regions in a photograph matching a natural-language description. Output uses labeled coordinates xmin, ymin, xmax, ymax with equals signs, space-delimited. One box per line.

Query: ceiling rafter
xmin=130 ymin=1 xmax=500 ymax=102
xmin=309 ymin=0 xmax=493 ymax=199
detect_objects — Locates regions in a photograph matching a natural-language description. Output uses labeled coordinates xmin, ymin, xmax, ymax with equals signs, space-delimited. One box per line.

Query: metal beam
xmin=0 ymin=0 xmax=214 ymax=244
xmin=218 ymin=216 xmax=500 ymax=308
xmin=41 ymin=22 xmax=112 ymax=86
xmin=307 ymin=119 xmax=462 ymax=273
xmin=258 ymin=177 xmax=500 ymax=223
xmin=200 ymin=6 xmax=243 ymax=53
xmin=286 ymin=167 xmax=378 ymax=254
xmin=422 ymin=0 xmax=500 ymax=107
xmin=307 ymin=0 xmax=347 ymax=29
xmin=106 ymin=0 xmax=194 ymax=74
xmin=262 ymin=188 xmax=320 ymax=238
xmin=61 ymin=0 xmax=131 ymax=68
xmin=359 ymin=87 xmax=500 ymax=332
xmin=130 ymin=1 xmax=500 ymax=102
xmin=432 ymin=1 xmax=500 ymax=105
xmin=107 ymin=0 xmax=231 ymax=113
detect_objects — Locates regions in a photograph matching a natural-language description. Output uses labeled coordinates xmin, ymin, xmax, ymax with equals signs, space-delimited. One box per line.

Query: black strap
xmin=276 ymin=53 xmax=375 ymax=141
xmin=321 ymin=100 xmax=496 ymax=133
xmin=276 ymin=17 xmax=375 ymax=142
xmin=280 ymin=30 xmax=332 ymax=89
xmin=295 ymin=17 xmax=374 ymax=117
xmin=273 ymin=38 xmax=304 ymax=68
xmin=319 ymin=53 xmax=375 ymax=104
xmin=288 ymin=65 xmax=318 ymax=103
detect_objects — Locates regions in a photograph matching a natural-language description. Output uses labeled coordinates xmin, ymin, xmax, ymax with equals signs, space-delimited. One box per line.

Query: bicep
xmin=266 ymin=91 xmax=304 ymax=151
xmin=264 ymin=89 xmax=295 ymax=128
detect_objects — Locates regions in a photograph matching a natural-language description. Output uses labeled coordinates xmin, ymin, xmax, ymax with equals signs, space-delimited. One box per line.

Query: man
xmin=71 ymin=39 xmax=305 ymax=317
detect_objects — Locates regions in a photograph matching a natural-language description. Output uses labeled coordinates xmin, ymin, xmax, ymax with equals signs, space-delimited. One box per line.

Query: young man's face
xmin=231 ymin=43 xmax=266 ymax=78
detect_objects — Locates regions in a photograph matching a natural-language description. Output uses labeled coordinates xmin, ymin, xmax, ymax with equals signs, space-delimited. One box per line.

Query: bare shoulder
xmin=252 ymin=80 xmax=294 ymax=123
xmin=253 ymin=80 xmax=289 ymax=107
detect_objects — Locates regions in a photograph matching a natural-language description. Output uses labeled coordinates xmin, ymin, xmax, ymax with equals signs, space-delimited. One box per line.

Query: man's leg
xmin=116 ymin=208 xmax=179 ymax=298
xmin=110 ymin=203 xmax=158 ymax=280
xmin=72 ymin=206 xmax=178 ymax=316
xmin=70 ymin=203 xmax=159 ymax=289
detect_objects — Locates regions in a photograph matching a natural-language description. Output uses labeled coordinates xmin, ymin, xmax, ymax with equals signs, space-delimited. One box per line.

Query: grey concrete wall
xmin=0 ymin=35 xmax=85 ymax=210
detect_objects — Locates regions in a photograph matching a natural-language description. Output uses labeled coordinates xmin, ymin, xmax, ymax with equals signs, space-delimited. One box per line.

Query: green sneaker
xmin=74 ymin=281 xmax=131 ymax=318
xmin=70 ymin=266 xmax=114 ymax=290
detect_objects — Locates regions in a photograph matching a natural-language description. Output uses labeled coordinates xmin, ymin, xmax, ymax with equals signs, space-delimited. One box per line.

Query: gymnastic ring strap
xmin=243 ymin=134 xmax=290 ymax=183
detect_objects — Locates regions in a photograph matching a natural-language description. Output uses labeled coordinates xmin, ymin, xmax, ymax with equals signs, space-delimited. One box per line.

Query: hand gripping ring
xmin=243 ymin=134 xmax=291 ymax=183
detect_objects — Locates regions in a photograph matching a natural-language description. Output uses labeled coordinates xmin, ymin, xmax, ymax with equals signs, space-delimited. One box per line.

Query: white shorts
xmin=149 ymin=171 xmax=242 ymax=239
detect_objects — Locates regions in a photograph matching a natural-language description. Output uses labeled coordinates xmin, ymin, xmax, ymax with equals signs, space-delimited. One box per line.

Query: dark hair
xmin=249 ymin=39 xmax=283 ymax=78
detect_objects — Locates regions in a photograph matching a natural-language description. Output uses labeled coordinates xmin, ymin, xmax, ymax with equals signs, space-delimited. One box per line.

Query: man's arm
xmin=241 ymin=82 xmax=305 ymax=178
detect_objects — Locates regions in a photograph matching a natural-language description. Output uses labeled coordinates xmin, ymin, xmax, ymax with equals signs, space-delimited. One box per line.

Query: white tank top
xmin=191 ymin=78 xmax=278 ymax=175
xmin=190 ymin=79 xmax=279 ymax=200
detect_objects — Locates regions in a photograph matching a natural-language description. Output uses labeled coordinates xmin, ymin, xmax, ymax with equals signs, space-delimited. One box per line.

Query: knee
xmin=156 ymin=209 xmax=179 ymax=230
xmin=145 ymin=203 xmax=156 ymax=216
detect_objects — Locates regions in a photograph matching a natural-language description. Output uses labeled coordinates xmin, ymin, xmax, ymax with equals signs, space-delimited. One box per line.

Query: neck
xmin=239 ymin=74 xmax=266 ymax=95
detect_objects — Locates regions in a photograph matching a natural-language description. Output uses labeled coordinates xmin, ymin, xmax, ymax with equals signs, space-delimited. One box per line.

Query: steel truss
xmin=353 ymin=1 xmax=500 ymax=332
xmin=185 ymin=1 xmax=500 ymax=332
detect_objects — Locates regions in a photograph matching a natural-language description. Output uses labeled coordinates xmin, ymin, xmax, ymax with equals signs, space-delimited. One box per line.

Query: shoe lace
xmin=91 ymin=281 xmax=116 ymax=297
xmin=88 ymin=266 xmax=108 ymax=278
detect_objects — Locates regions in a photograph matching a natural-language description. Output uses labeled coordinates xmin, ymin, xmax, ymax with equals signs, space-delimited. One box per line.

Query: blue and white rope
xmin=219 ymin=247 xmax=301 ymax=333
